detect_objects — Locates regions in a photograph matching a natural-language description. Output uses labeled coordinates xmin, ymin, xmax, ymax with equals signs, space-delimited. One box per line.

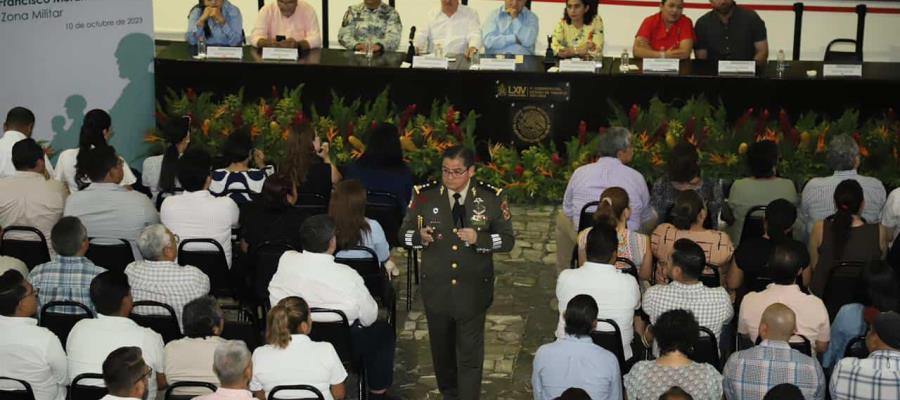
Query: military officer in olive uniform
xmin=338 ymin=0 xmax=403 ymax=52
xmin=400 ymin=145 xmax=514 ymax=400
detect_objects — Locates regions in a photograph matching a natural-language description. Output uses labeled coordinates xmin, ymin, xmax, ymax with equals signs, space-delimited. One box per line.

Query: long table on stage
xmin=156 ymin=43 xmax=900 ymax=145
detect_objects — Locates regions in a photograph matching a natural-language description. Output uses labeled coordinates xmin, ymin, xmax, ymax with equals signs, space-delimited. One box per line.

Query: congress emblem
xmin=512 ymin=105 xmax=551 ymax=143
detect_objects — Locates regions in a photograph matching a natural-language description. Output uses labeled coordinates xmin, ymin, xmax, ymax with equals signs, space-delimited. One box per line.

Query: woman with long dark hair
xmin=329 ymin=180 xmax=390 ymax=264
xmin=142 ymin=116 xmax=190 ymax=201
xmin=574 ymin=187 xmax=651 ymax=278
xmin=281 ymin=124 xmax=341 ymax=202
xmin=186 ymin=0 xmax=243 ymax=47
xmin=651 ymin=141 xmax=724 ymax=229
xmin=729 ymin=198 xmax=805 ymax=291
xmin=209 ymin=131 xmax=271 ymax=204
xmin=343 ymin=122 xmax=413 ymax=208
xmin=239 ymin=175 xmax=307 ymax=252
xmin=54 ymin=109 xmax=136 ymax=191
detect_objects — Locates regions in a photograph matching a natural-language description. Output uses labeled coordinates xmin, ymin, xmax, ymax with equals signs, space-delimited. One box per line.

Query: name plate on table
xmin=262 ymin=47 xmax=299 ymax=61
xmin=412 ymin=56 xmax=450 ymax=70
xmin=206 ymin=46 xmax=243 ymax=60
xmin=479 ymin=58 xmax=516 ymax=71
xmin=823 ymin=64 xmax=863 ymax=78
xmin=559 ymin=59 xmax=598 ymax=73
xmin=718 ymin=60 xmax=756 ymax=75
xmin=642 ymin=58 xmax=679 ymax=73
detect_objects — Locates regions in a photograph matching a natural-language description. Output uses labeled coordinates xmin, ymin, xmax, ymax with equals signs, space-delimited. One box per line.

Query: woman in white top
xmin=576 ymin=187 xmax=651 ymax=278
xmin=54 ymin=109 xmax=136 ymax=192
xmin=143 ymin=116 xmax=190 ymax=203
xmin=250 ymin=296 xmax=347 ymax=400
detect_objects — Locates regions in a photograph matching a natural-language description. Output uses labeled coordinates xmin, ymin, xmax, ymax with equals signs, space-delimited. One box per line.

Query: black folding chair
xmin=739 ymin=205 xmax=767 ymax=245
xmin=615 ymin=257 xmax=639 ymax=281
xmin=700 ymin=263 xmax=722 ymax=288
xmin=178 ymin=238 xmax=231 ymax=298
xmin=221 ymin=304 xmax=263 ymax=351
xmin=0 ymin=226 xmax=50 ymax=270
xmin=335 ymin=246 xmax=397 ymax=329
xmin=248 ymin=241 xmax=295 ymax=308
xmin=268 ymin=384 xmax=325 ymax=400
xmin=591 ymin=319 xmax=627 ymax=374
xmin=130 ymin=300 xmax=183 ymax=343
xmin=823 ymin=261 xmax=866 ymax=320
xmin=825 ymin=39 xmax=863 ymax=63
xmin=155 ymin=189 xmax=184 ymax=211
xmin=0 ymin=377 xmax=34 ymax=400
xmin=570 ymin=201 xmax=600 ymax=268
xmin=85 ymin=238 xmax=134 ymax=273
xmin=39 ymin=301 xmax=94 ymax=347
xmin=690 ymin=326 xmax=721 ymax=371
xmin=308 ymin=308 xmax=364 ymax=400
xmin=738 ymin=333 xmax=813 ymax=356
xmin=68 ymin=373 xmax=106 ymax=400
xmin=294 ymin=192 xmax=328 ymax=216
xmin=164 ymin=381 xmax=217 ymax=400
xmin=844 ymin=335 xmax=869 ymax=359
xmin=365 ymin=191 xmax=404 ymax=249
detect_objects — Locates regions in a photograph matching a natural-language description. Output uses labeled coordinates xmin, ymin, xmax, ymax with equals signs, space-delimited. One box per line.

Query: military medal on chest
xmin=471 ymin=197 xmax=488 ymax=229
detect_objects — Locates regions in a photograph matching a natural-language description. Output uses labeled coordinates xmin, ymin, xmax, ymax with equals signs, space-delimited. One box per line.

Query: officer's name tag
xmin=413 ymin=56 xmax=450 ymax=70
xmin=642 ymin=58 xmax=679 ymax=74
xmin=206 ymin=46 xmax=243 ymax=60
xmin=823 ymin=64 xmax=862 ymax=78
xmin=559 ymin=59 xmax=598 ymax=73
xmin=262 ymin=47 xmax=299 ymax=61
xmin=479 ymin=58 xmax=516 ymax=71
xmin=718 ymin=60 xmax=755 ymax=75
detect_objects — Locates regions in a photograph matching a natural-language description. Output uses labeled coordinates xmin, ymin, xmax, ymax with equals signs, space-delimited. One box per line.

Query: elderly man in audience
xmin=161 ymin=149 xmax=240 ymax=268
xmin=415 ymin=0 xmax=482 ymax=59
xmin=533 ymin=294 xmax=622 ymax=400
xmin=195 ymin=340 xmax=255 ymax=400
xmin=738 ymin=240 xmax=830 ymax=354
xmin=28 ymin=217 xmax=105 ymax=315
xmin=482 ymin=0 xmax=540 ymax=56
xmin=0 ymin=270 xmax=67 ymax=400
xmin=338 ymin=0 xmax=403 ymax=53
xmin=249 ymin=0 xmax=321 ymax=50
xmin=830 ymin=311 xmax=900 ymax=400
xmin=800 ymin=134 xmax=885 ymax=238
xmin=99 ymin=347 xmax=153 ymax=400
xmin=724 ymin=303 xmax=825 ymax=400
xmin=125 ymin=224 xmax=209 ymax=329
xmin=0 ymin=138 xmax=67 ymax=252
xmin=0 ymin=107 xmax=54 ymax=178
xmin=559 ymin=127 xmax=651 ymax=271
xmin=164 ymin=296 xmax=227 ymax=396
xmin=67 ymin=271 xmax=167 ymax=396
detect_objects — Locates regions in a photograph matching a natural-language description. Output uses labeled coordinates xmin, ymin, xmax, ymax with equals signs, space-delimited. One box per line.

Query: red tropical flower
xmin=370 ymin=121 xmax=378 ymax=131
xmin=448 ymin=123 xmax=463 ymax=142
xmin=755 ymin=109 xmax=770 ymax=136
xmin=628 ymin=104 xmax=640 ymax=127
xmin=735 ymin=108 xmax=754 ymax=131
xmin=685 ymin=117 xmax=697 ymax=141
xmin=551 ymin=152 xmax=563 ymax=166
xmin=514 ymin=164 xmax=524 ymax=177
xmin=186 ymin=88 xmax=197 ymax=102
xmin=232 ymin=112 xmax=243 ymax=128
xmin=292 ymin=111 xmax=306 ymax=128
xmin=578 ymin=120 xmax=588 ymax=145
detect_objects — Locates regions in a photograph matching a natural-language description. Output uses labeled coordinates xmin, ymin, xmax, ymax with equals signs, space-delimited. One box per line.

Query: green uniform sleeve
xmin=338 ymin=7 xmax=357 ymax=49
xmin=382 ymin=8 xmax=402 ymax=52
xmin=400 ymin=191 xmax=425 ymax=248
xmin=474 ymin=195 xmax=515 ymax=254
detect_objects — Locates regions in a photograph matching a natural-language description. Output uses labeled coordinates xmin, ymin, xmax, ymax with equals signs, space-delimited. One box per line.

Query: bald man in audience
xmin=724 ymin=303 xmax=825 ymax=400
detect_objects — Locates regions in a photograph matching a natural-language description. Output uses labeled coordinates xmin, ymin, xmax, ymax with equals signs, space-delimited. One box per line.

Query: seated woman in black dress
xmin=728 ymin=198 xmax=805 ymax=292
xmin=343 ymin=122 xmax=414 ymax=209
xmin=280 ymin=123 xmax=341 ymax=205
xmin=239 ymin=175 xmax=307 ymax=253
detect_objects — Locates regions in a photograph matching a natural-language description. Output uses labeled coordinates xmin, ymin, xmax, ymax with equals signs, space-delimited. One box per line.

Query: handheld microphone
xmin=409 ymin=26 xmax=416 ymax=41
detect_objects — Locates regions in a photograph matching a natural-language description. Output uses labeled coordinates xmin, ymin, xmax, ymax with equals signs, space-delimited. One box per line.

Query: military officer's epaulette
xmin=475 ymin=181 xmax=503 ymax=197
xmin=413 ymin=181 xmax=439 ymax=195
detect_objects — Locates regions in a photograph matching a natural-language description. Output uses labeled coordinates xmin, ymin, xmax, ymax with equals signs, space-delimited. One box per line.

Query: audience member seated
xmin=268 ymin=215 xmax=396 ymax=399
xmin=64 ymin=145 xmax=159 ymax=259
xmin=726 ymin=140 xmax=799 ymax=243
xmin=337 ymin=0 xmax=403 ymax=53
xmin=67 ymin=271 xmax=166 ymax=395
xmin=576 ymin=187 xmax=651 ymax=277
xmin=0 ymin=228 xmax=27 ymax=275
xmin=694 ymin=0 xmax=768 ymax=64
xmin=249 ymin=0 xmax=322 ymax=50
xmin=633 ymin=0 xmax=694 ymax=59
xmin=550 ymin=0 xmax=603 ymax=59
xmin=800 ymin=134 xmax=885 ymax=237
xmin=882 ymin=186 xmax=900 ymax=241
xmin=482 ymin=0 xmax=539 ymax=56
xmin=99 ymin=347 xmax=154 ymax=400
xmin=624 ymin=309 xmax=722 ymax=399
xmin=415 ymin=0 xmax=482 ymax=59
xmin=643 ymin=239 xmax=733 ymax=344
xmin=725 ymin=303 xmax=825 ymax=400
xmin=161 ymin=149 xmax=239 ymax=267
xmin=143 ymin=116 xmax=190 ymax=202
xmin=281 ymin=124 xmax=341 ymax=203
xmin=763 ymin=384 xmax=805 ymax=400
xmin=830 ymin=311 xmax=900 ymax=400
xmin=239 ymin=175 xmax=307 ymax=252
xmin=343 ymin=123 xmax=413 ymax=209
xmin=28 ymin=217 xmax=105 ymax=314
xmin=651 ymin=142 xmax=724 ymax=229
xmin=251 ymin=296 xmax=346 ymax=400
xmin=738 ymin=241 xmax=829 ymax=353
xmin=0 ymin=270 xmax=67 ymax=400
xmin=807 ymin=179 xmax=889 ymax=297
xmin=194 ymin=340 xmax=255 ymax=400
xmin=330 ymin=180 xmax=391 ymax=264
xmin=125 ymin=224 xmax=209 ymax=329
xmin=558 ymin=223 xmax=640 ymax=360
xmin=560 ymin=127 xmax=650 ymax=271
xmin=651 ymin=190 xmax=735 ymax=285
xmin=728 ymin=199 xmax=801 ymax=291
xmin=186 ymin=0 xmax=244 ymax=47
xmin=0 ymin=107 xmax=54 ymax=178
xmin=533 ymin=294 xmax=621 ymax=400
xmin=55 ymin=109 xmax=137 ymax=192
xmin=164 ymin=296 xmax=226 ymax=395
xmin=209 ymin=131 xmax=271 ymax=204
xmin=0 ymin=138 xmax=67 ymax=250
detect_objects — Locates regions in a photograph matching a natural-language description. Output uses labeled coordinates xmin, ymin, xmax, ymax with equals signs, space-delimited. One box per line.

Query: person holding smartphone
xmin=280 ymin=124 xmax=341 ymax=203
xmin=249 ymin=0 xmax=322 ymax=50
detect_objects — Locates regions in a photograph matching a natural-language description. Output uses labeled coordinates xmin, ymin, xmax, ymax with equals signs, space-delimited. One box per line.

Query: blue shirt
xmin=29 ymin=256 xmax=106 ymax=315
xmin=343 ymin=162 xmax=414 ymax=210
xmin=532 ymin=335 xmax=622 ymax=400
xmin=482 ymin=5 xmax=539 ymax=55
xmin=186 ymin=1 xmax=244 ymax=47
xmin=335 ymin=218 xmax=391 ymax=263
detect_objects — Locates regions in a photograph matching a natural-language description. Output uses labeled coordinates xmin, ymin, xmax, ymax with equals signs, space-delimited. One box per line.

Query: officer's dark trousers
xmin=350 ymin=320 xmax=396 ymax=391
xmin=425 ymin=308 xmax=487 ymax=400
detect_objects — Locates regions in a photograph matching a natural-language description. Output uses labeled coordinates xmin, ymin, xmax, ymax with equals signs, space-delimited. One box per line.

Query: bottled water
xmin=621 ymin=49 xmax=630 ymax=69
xmin=776 ymin=49 xmax=786 ymax=77
xmin=197 ymin=35 xmax=207 ymax=57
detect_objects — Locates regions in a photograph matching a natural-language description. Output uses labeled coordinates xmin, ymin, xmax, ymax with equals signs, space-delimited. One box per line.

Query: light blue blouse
xmin=186 ymin=1 xmax=244 ymax=47
xmin=335 ymin=218 xmax=391 ymax=263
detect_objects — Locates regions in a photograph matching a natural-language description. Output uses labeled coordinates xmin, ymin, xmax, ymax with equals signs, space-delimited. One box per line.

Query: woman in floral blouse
xmin=550 ymin=0 xmax=604 ymax=58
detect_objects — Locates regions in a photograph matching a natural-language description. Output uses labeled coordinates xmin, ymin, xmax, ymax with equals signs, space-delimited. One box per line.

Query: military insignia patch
xmin=500 ymin=200 xmax=511 ymax=221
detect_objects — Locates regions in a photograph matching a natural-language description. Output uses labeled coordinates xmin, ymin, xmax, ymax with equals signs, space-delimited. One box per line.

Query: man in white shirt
xmin=0 ymin=107 xmax=54 ymax=178
xmin=98 ymin=346 xmax=153 ymax=400
xmin=0 ymin=270 xmax=68 ymax=400
xmin=556 ymin=223 xmax=641 ymax=361
xmin=268 ymin=215 xmax=396 ymax=399
xmin=67 ymin=271 xmax=167 ymax=396
xmin=161 ymin=149 xmax=239 ymax=267
xmin=415 ymin=0 xmax=482 ymax=59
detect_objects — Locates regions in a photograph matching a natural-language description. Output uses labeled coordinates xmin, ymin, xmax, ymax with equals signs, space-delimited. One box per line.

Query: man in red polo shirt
xmin=633 ymin=0 xmax=695 ymax=59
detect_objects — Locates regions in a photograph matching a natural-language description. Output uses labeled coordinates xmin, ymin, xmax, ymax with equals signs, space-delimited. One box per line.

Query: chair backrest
xmin=130 ymin=300 xmax=183 ymax=343
xmin=156 ymin=189 xmax=184 ymax=211
xmin=39 ymin=301 xmax=94 ymax=346
xmin=739 ymin=205 xmax=767 ymax=245
xmin=590 ymin=319 xmax=626 ymax=373
xmin=0 ymin=226 xmax=50 ymax=270
xmin=178 ymin=238 xmax=230 ymax=298
xmin=690 ymin=326 xmax=721 ymax=371
xmin=248 ymin=241 xmax=295 ymax=305
xmin=221 ymin=304 xmax=263 ymax=351
xmin=294 ymin=193 xmax=328 ymax=216
xmin=69 ymin=373 xmax=107 ymax=400
xmin=335 ymin=246 xmax=387 ymax=300
xmin=164 ymin=381 xmax=217 ymax=400
xmin=577 ymin=201 xmax=599 ymax=232
xmin=614 ymin=257 xmax=639 ymax=281
xmin=0 ymin=377 xmax=35 ymax=400
xmin=737 ymin=333 xmax=812 ymax=356
xmin=825 ymin=39 xmax=862 ymax=63
xmin=699 ymin=263 xmax=721 ymax=288
xmin=308 ymin=308 xmax=355 ymax=368
xmin=365 ymin=191 xmax=404 ymax=249
xmin=823 ymin=261 xmax=866 ymax=320
xmin=85 ymin=238 xmax=135 ymax=273
xmin=844 ymin=335 xmax=869 ymax=359
xmin=789 ymin=335 xmax=813 ymax=357
xmin=268 ymin=384 xmax=325 ymax=400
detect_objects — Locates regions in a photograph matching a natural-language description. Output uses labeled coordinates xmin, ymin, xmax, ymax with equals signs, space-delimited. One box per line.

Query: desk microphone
xmin=406 ymin=26 xmax=417 ymax=64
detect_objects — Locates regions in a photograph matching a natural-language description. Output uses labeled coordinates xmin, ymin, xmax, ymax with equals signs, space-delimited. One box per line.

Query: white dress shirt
xmin=54 ymin=148 xmax=136 ymax=193
xmin=142 ymin=155 xmax=163 ymax=202
xmin=250 ymin=334 xmax=347 ymax=400
xmin=0 ymin=316 xmax=68 ymax=400
xmin=99 ymin=395 xmax=141 ymax=400
xmin=268 ymin=250 xmax=378 ymax=327
xmin=66 ymin=315 xmax=165 ymax=395
xmin=882 ymin=187 xmax=900 ymax=240
xmin=555 ymin=261 xmax=641 ymax=360
xmin=415 ymin=6 xmax=482 ymax=56
xmin=160 ymin=190 xmax=239 ymax=267
xmin=0 ymin=130 xmax=55 ymax=178
xmin=0 ymin=171 xmax=68 ymax=248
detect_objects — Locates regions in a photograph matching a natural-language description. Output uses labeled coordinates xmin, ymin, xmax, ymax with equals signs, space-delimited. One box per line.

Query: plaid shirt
xmin=643 ymin=281 xmax=734 ymax=340
xmin=800 ymin=170 xmax=885 ymax=236
xmin=724 ymin=340 xmax=825 ymax=400
xmin=124 ymin=260 xmax=210 ymax=330
xmin=830 ymin=350 xmax=900 ymax=400
xmin=27 ymin=256 xmax=106 ymax=315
